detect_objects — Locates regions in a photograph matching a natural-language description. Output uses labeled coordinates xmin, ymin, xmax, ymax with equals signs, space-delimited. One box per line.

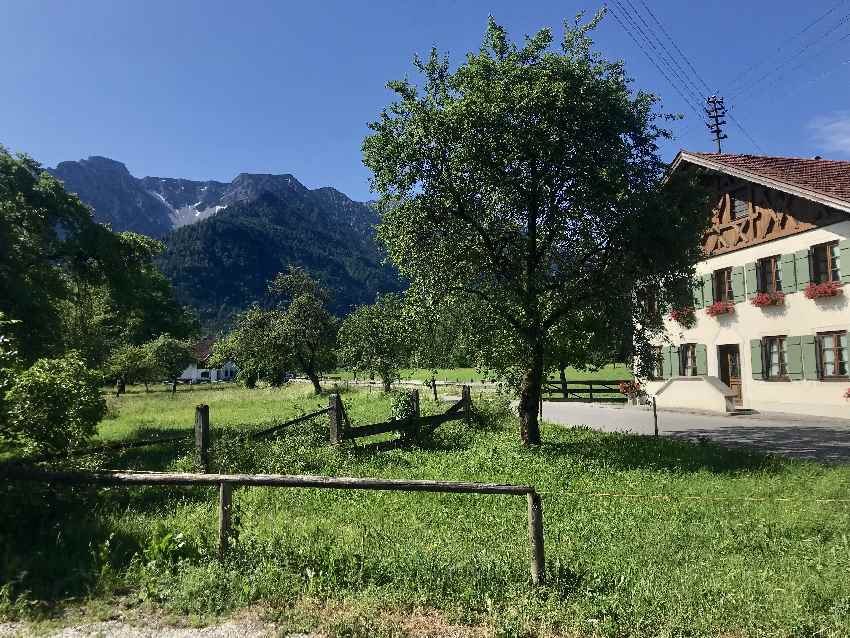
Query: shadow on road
xmin=664 ymin=425 xmax=850 ymax=463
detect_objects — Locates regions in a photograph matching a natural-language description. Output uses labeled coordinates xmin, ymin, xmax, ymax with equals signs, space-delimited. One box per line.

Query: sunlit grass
xmin=3 ymin=384 xmax=850 ymax=637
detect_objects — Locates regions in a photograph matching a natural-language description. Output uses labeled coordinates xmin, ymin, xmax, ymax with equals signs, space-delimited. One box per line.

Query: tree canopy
xmin=0 ymin=147 xmax=196 ymax=367
xmin=363 ymin=13 xmax=708 ymax=443
xmin=338 ymin=293 xmax=412 ymax=392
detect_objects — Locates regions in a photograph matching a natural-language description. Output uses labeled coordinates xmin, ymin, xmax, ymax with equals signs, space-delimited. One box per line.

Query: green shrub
xmin=6 ymin=351 xmax=106 ymax=453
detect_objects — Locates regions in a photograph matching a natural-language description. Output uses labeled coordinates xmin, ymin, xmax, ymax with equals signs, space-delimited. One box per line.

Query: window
xmin=679 ymin=343 xmax=698 ymax=377
xmin=812 ymin=242 xmax=840 ymax=283
xmin=731 ymin=194 xmax=749 ymax=220
xmin=817 ymin=331 xmax=848 ymax=378
xmin=757 ymin=255 xmax=782 ymax=293
xmin=713 ymin=268 xmax=733 ymax=303
xmin=763 ymin=336 xmax=788 ymax=379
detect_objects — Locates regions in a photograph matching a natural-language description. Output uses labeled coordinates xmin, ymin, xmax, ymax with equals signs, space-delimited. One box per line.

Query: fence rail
xmin=330 ymin=387 xmax=471 ymax=444
xmin=0 ymin=465 xmax=545 ymax=585
xmin=542 ymin=379 xmax=630 ymax=403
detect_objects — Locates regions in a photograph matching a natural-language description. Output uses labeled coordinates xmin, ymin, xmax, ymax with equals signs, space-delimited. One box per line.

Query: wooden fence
xmin=329 ymin=387 xmax=471 ymax=444
xmin=0 ymin=465 xmax=546 ymax=586
xmin=541 ymin=379 xmax=630 ymax=403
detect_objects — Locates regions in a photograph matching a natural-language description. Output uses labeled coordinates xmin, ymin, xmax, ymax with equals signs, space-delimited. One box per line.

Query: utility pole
xmin=705 ymin=95 xmax=728 ymax=153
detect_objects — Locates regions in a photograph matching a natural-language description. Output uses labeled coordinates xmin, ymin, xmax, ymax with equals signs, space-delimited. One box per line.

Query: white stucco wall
xmin=650 ymin=220 xmax=850 ymax=418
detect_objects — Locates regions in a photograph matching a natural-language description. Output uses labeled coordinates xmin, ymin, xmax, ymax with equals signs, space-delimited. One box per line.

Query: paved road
xmin=542 ymin=402 xmax=850 ymax=463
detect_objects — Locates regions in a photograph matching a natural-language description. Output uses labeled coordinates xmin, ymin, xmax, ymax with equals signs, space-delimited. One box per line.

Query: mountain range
xmin=49 ymin=157 xmax=401 ymax=327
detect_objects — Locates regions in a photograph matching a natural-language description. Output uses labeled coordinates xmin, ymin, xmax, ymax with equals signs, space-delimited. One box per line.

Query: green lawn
xmin=3 ymin=384 xmax=850 ymax=637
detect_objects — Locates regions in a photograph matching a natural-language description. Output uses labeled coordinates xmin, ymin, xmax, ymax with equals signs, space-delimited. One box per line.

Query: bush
xmin=6 ymin=351 xmax=106 ymax=453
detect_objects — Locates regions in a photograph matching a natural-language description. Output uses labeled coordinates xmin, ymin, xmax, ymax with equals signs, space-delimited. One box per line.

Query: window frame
xmin=729 ymin=187 xmax=750 ymax=220
xmin=817 ymin=331 xmax=849 ymax=379
xmin=651 ymin=345 xmax=664 ymax=380
xmin=757 ymin=255 xmax=783 ymax=293
xmin=713 ymin=267 xmax=733 ymax=303
xmin=762 ymin=335 xmax=789 ymax=381
xmin=812 ymin=241 xmax=841 ymax=284
xmin=679 ymin=343 xmax=698 ymax=377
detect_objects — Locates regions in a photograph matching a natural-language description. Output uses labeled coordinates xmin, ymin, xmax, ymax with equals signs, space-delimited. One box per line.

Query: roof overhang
xmin=670 ymin=151 xmax=850 ymax=216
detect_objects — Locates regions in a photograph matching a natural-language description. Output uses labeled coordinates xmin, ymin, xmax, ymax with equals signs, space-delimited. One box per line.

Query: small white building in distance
xmin=646 ymin=151 xmax=850 ymax=418
xmin=180 ymin=336 xmax=237 ymax=383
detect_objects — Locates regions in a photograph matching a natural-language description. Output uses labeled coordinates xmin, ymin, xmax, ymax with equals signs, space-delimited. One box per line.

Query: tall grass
xmin=2 ymin=385 xmax=849 ymax=637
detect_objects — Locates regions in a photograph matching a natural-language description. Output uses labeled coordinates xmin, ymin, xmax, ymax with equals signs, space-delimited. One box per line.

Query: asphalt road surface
xmin=542 ymin=401 xmax=850 ymax=463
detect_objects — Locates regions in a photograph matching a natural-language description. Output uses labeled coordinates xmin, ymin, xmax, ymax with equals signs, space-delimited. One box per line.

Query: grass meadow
xmin=2 ymin=382 xmax=850 ymax=637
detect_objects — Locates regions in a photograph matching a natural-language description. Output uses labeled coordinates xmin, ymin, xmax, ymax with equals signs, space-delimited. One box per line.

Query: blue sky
xmin=2 ymin=0 xmax=848 ymax=201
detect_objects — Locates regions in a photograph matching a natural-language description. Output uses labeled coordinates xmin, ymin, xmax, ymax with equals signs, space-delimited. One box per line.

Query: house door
xmin=718 ymin=344 xmax=742 ymax=405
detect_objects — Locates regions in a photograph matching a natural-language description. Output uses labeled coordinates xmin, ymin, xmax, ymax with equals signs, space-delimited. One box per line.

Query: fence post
xmin=410 ymin=389 xmax=420 ymax=418
xmin=588 ymin=382 xmax=594 ymax=402
xmin=652 ymin=395 xmax=659 ymax=437
xmin=462 ymin=385 xmax=471 ymax=424
xmin=218 ymin=482 xmax=233 ymax=558
xmin=195 ymin=404 xmax=210 ymax=472
xmin=527 ymin=491 xmax=545 ymax=586
xmin=329 ymin=394 xmax=344 ymax=444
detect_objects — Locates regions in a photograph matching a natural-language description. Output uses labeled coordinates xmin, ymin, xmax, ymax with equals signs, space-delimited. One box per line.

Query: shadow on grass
xmin=541 ymin=426 xmax=785 ymax=474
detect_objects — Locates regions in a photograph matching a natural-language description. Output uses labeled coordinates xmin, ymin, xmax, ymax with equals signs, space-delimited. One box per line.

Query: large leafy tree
xmin=268 ymin=267 xmax=338 ymax=394
xmin=363 ymin=13 xmax=708 ymax=444
xmin=143 ymin=335 xmax=195 ymax=396
xmin=338 ymin=293 xmax=411 ymax=392
xmin=0 ymin=147 xmax=196 ymax=366
xmin=209 ymin=307 xmax=290 ymax=388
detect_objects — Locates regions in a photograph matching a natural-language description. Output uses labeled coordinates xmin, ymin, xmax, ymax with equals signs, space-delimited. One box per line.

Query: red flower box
xmin=804 ymin=281 xmax=843 ymax=299
xmin=751 ymin=291 xmax=785 ymax=307
xmin=668 ymin=307 xmax=696 ymax=328
xmin=706 ymin=301 xmax=735 ymax=317
xmin=618 ymin=380 xmax=642 ymax=399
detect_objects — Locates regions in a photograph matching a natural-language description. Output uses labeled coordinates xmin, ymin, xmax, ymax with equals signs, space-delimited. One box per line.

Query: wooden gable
xmin=701 ymin=173 xmax=846 ymax=257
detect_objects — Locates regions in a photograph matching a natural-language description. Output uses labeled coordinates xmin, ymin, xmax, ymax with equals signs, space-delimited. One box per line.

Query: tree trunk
xmin=431 ymin=376 xmax=438 ymax=401
xmin=559 ymin=365 xmax=568 ymax=399
xmin=143 ymin=380 xmax=149 ymax=393
xmin=307 ymin=371 xmax=322 ymax=395
xmin=382 ymin=378 xmax=392 ymax=393
xmin=518 ymin=346 xmax=544 ymax=445
xmin=171 ymin=379 xmax=177 ymax=397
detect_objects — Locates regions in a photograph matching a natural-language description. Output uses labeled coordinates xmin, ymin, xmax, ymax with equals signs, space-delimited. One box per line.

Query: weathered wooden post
xmin=410 ymin=389 xmax=420 ymax=419
xmin=194 ymin=404 xmax=210 ymax=472
xmin=462 ymin=385 xmax=471 ymax=424
xmin=652 ymin=395 xmax=659 ymax=437
xmin=527 ymin=490 xmax=545 ymax=586
xmin=218 ymin=482 xmax=233 ymax=558
xmin=329 ymin=394 xmax=344 ymax=444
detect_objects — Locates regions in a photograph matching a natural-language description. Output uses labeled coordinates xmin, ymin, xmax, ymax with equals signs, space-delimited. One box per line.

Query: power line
xmin=728 ymin=112 xmax=764 ymax=154
xmin=635 ymin=0 xmax=713 ymax=96
xmin=731 ymin=11 xmax=850 ymax=101
xmin=734 ymin=29 xmax=850 ymax=105
xmin=728 ymin=0 xmax=850 ymax=93
xmin=620 ymin=0 xmax=707 ymax=105
xmin=607 ymin=2 xmax=708 ymax=123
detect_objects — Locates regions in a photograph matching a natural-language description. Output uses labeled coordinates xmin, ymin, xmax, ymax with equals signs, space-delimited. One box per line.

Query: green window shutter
xmin=670 ymin=345 xmax=680 ymax=377
xmin=695 ymin=344 xmax=708 ymax=375
xmin=661 ymin=346 xmax=672 ymax=378
xmin=745 ymin=262 xmax=758 ymax=299
xmin=692 ymin=278 xmax=704 ymax=310
xmin=785 ymin=336 xmax=802 ymax=380
xmin=840 ymin=240 xmax=850 ymax=284
xmin=795 ymin=249 xmax=811 ymax=291
xmin=750 ymin=339 xmax=764 ymax=380
xmin=702 ymin=274 xmax=713 ymax=305
xmin=802 ymin=335 xmax=819 ymax=380
xmin=780 ymin=253 xmax=797 ymax=293
xmin=731 ymin=266 xmax=745 ymax=303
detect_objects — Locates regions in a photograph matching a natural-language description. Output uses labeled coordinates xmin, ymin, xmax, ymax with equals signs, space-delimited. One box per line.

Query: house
xmin=180 ymin=336 xmax=237 ymax=383
xmin=646 ymin=151 xmax=850 ymax=418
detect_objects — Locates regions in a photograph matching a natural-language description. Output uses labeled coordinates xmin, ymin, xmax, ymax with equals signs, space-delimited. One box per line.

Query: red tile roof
xmin=682 ymin=152 xmax=850 ymax=207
